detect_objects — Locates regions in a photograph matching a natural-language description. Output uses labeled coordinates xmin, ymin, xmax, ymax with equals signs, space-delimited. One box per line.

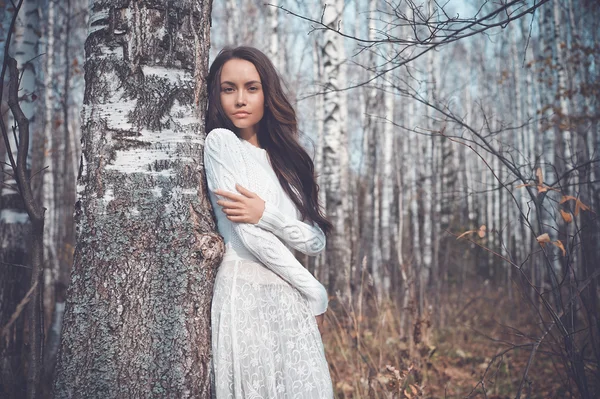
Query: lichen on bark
xmin=53 ymin=1 xmax=217 ymax=397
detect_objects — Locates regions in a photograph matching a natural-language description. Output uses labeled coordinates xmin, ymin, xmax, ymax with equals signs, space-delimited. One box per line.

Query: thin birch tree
xmin=320 ymin=0 xmax=351 ymax=303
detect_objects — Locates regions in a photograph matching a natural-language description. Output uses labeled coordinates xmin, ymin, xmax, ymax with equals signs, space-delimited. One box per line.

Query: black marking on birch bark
xmin=112 ymin=137 xmax=152 ymax=151
xmin=129 ymin=74 xmax=192 ymax=131
xmin=54 ymin=0 xmax=215 ymax=396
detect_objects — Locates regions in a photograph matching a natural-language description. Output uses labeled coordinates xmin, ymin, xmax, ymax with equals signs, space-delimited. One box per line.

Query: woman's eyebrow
xmin=220 ymin=80 xmax=262 ymax=86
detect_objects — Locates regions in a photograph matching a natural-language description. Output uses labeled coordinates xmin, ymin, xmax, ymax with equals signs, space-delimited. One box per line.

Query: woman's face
xmin=219 ymin=58 xmax=265 ymax=137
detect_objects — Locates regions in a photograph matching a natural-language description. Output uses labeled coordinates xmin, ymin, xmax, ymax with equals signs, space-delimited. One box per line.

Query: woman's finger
xmin=222 ymin=208 xmax=245 ymax=216
xmin=235 ymin=183 xmax=256 ymax=198
xmin=215 ymin=189 xmax=245 ymax=202
xmin=227 ymin=215 xmax=248 ymax=222
xmin=217 ymin=200 xmax=244 ymax=208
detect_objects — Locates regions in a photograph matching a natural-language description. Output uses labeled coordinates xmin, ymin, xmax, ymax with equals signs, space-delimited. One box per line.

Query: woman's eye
xmin=248 ymin=86 xmax=259 ymax=92
xmin=221 ymin=87 xmax=234 ymax=93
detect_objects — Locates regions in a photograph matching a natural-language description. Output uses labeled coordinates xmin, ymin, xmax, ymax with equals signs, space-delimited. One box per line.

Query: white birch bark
xmin=364 ymin=0 xmax=381 ymax=300
xmin=372 ymin=158 xmax=381 ymax=290
xmin=312 ymin=38 xmax=326 ymax=283
xmin=524 ymin=17 xmax=537 ymax=263
xmin=380 ymin=67 xmax=394 ymax=298
xmin=516 ymin=16 xmax=533 ymax=266
xmin=42 ymin=0 xmax=58 ymax=326
xmin=493 ymin=45 xmax=503 ymax=276
xmin=539 ymin=4 xmax=556 ymax=287
xmin=267 ymin=0 xmax=280 ymax=70
xmin=226 ymin=0 xmax=240 ymax=45
xmin=53 ymin=1 xmax=215 ymax=396
xmin=395 ymin=129 xmax=404 ymax=270
xmin=409 ymin=101 xmax=422 ymax=268
xmin=508 ymin=26 xmax=525 ymax=302
xmin=396 ymin=115 xmax=409 ymax=337
xmin=420 ymin=9 xmax=435 ymax=308
xmin=321 ymin=0 xmax=351 ymax=303
xmin=552 ymin=0 xmax=572 ymax=274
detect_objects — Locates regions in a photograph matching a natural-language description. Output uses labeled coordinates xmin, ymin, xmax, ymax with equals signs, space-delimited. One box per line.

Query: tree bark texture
xmin=53 ymin=1 xmax=218 ymax=397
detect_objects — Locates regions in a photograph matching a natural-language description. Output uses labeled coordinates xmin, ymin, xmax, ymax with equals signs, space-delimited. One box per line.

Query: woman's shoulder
xmin=205 ymin=128 xmax=239 ymax=145
xmin=204 ymin=128 xmax=243 ymax=154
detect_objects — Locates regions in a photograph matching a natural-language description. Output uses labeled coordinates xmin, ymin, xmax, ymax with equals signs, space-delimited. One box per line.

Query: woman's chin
xmin=233 ymin=122 xmax=259 ymax=131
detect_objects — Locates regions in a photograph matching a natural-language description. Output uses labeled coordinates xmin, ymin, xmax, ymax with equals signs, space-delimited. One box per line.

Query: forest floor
xmin=322 ymin=282 xmax=579 ymax=398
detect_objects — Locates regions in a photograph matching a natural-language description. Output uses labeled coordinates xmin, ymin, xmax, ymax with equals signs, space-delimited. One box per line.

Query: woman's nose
xmin=236 ymin=91 xmax=246 ymax=106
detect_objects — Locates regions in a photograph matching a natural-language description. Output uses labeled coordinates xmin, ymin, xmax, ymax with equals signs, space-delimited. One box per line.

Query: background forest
xmin=1 ymin=0 xmax=599 ymax=398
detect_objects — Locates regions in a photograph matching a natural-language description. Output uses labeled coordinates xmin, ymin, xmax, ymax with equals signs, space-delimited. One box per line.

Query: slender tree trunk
xmin=311 ymin=38 xmax=326 ymax=284
xmin=420 ymin=22 xmax=435 ymax=314
xmin=395 ymin=127 xmax=408 ymax=336
xmin=226 ymin=0 xmax=240 ymax=45
xmin=380 ymin=43 xmax=394 ymax=299
xmin=322 ymin=0 xmax=351 ymax=304
xmin=40 ymin=0 xmax=59 ymax=335
xmin=267 ymin=0 xmax=280 ymax=70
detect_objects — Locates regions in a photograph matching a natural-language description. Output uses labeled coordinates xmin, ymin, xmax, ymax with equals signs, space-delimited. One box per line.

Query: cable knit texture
xmin=204 ymin=128 xmax=333 ymax=398
xmin=257 ymin=201 xmax=326 ymax=256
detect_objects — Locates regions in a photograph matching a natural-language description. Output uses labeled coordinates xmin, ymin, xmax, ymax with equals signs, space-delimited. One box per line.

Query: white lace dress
xmin=203 ymin=128 xmax=334 ymax=399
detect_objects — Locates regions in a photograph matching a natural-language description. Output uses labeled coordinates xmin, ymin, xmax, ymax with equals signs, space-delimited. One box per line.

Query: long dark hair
xmin=206 ymin=46 xmax=332 ymax=235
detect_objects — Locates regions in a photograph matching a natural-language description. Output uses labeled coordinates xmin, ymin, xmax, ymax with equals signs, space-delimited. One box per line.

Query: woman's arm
xmin=256 ymin=201 xmax=326 ymax=256
xmin=203 ymin=128 xmax=328 ymax=315
xmin=216 ymin=184 xmax=326 ymax=256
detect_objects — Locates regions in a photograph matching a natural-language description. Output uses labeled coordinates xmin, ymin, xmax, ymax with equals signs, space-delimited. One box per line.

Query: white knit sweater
xmin=203 ymin=128 xmax=329 ymax=315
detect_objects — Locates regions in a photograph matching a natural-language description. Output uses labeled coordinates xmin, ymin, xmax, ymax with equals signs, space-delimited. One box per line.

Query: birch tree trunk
xmin=356 ymin=0 xmax=379 ymax=301
xmin=419 ymin=7 xmax=435 ymax=312
xmin=53 ymin=1 xmax=217 ymax=397
xmin=321 ymin=0 xmax=351 ymax=304
xmin=538 ymin=2 xmax=556 ymax=292
xmin=380 ymin=71 xmax=394 ymax=299
xmin=311 ymin=38 xmax=327 ymax=283
xmin=226 ymin=0 xmax=241 ymax=45
xmin=266 ymin=0 xmax=280 ymax=70
xmin=41 ymin=0 xmax=58 ymax=337
xmin=42 ymin=0 xmax=87 ymax=391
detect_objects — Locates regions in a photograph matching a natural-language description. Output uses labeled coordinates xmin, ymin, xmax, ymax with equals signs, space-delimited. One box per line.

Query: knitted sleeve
xmin=203 ymin=128 xmax=328 ymax=315
xmin=256 ymin=202 xmax=326 ymax=256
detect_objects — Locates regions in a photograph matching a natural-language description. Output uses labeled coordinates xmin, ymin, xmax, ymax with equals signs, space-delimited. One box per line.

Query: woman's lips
xmin=233 ymin=112 xmax=250 ymax=118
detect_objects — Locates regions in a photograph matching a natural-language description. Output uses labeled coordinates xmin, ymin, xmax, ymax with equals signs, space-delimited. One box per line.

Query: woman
xmin=203 ymin=46 xmax=334 ymax=398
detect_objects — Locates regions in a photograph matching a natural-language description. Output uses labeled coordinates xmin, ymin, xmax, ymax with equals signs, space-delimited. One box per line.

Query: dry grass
xmin=320 ymin=282 xmax=578 ymax=398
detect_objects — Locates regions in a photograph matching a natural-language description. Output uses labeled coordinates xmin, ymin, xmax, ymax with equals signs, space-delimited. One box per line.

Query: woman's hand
xmin=215 ymin=184 xmax=265 ymax=224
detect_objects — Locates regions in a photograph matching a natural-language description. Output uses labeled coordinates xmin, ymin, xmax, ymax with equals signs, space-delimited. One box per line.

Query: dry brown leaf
xmin=478 ymin=225 xmax=487 ymax=238
xmin=456 ymin=230 xmax=475 ymax=240
xmin=560 ymin=195 xmax=592 ymax=216
xmin=515 ymin=183 xmax=533 ymax=189
xmin=537 ymin=233 xmax=551 ymax=245
xmin=574 ymin=199 xmax=591 ymax=217
xmin=553 ymin=240 xmax=566 ymax=256
xmin=560 ymin=209 xmax=572 ymax=223
xmin=560 ymin=195 xmax=577 ymax=204
xmin=533 ymin=168 xmax=559 ymax=194
xmin=536 ymin=167 xmax=544 ymax=185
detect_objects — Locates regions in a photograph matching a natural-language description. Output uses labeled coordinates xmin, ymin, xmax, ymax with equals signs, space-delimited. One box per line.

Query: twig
xmin=0 ymin=281 xmax=38 ymax=338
